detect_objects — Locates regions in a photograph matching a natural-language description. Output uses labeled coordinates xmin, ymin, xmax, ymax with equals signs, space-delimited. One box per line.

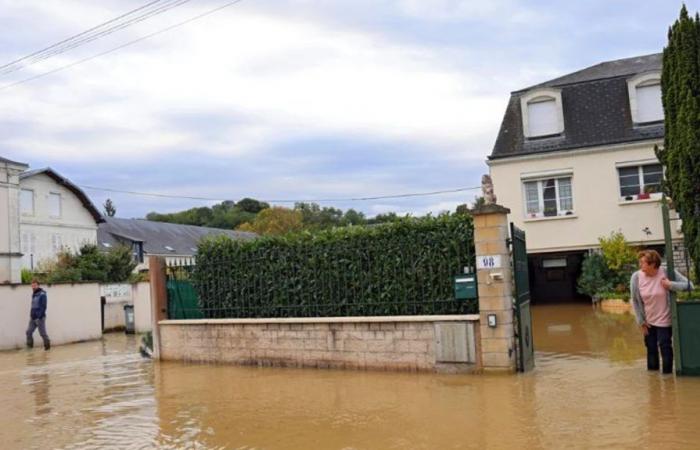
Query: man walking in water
xmin=27 ymin=280 xmax=50 ymax=351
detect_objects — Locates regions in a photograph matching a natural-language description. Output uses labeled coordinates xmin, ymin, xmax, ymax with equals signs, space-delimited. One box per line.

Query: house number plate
xmin=477 ymin=255 xmax=502 ymax=269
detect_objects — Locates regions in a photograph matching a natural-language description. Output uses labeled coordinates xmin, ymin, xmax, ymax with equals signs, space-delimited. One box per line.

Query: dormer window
xmin=520 ymin=88 xmax=565 ymax=138
xmin=627 ymin=72 xmax=663 ymax=124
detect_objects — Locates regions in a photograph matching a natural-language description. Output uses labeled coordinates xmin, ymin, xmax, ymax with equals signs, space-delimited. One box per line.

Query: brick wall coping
xmin=160 ymin=314 xmax=479 ymax=326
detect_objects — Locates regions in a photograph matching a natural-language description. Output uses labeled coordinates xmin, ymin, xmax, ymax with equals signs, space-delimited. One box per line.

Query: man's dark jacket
xmin=30 ymin=288 xmax=47 ymax=320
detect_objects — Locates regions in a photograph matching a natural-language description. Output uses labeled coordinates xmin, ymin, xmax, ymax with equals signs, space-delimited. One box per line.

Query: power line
xmin=0 ymin=0 xmax=194 ymax=77
xmin=78 ymin=184 xmax=482 ymax=203
xmin=0 ymin=0 xmax=244 ymax=91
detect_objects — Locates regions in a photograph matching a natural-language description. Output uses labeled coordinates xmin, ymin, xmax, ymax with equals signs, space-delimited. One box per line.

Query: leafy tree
xmin=367 ymin=212 xmax=403 ymax=225
xmin=237 ymin=207 xmax=304 ymax=235
xmin=236 ymin=198 xmax=270 ymax=213
xmin=455 ymin=204 xmax=470 ymax=215
xmin=341 ymin=208 xmax=366 ymax=226
xmin=657 ymin=5 xmax=700 ymax=279
xmin=103 ymin=198 xmax=116 ymax=217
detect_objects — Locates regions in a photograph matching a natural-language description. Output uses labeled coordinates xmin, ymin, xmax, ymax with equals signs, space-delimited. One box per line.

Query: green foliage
xmin=578 ymin=233 xmax=637 ymax=302
xmin=30 ymin=244 xmax=137 ymax=284
xmin=577 ymin=253 xmax=615 ymax=300
xmin=192 ymin=213 xmax=476 ymax=318
xmin=236 ymin=207 xmax=305 ymax=236
xmin=21 ymin=268 xmax=33 ymax=284
xmin=598 ymin=231 xmax=638 ymax=271
xmin=658 ymin=6 xmax=700 ymax=281
xmin=235 ymin=198 xmax=270 ymax=213
xmin=146 ymin=199 xmax=265 ymax=229
xmin=103 ymin=198 xmax=116 ymax=217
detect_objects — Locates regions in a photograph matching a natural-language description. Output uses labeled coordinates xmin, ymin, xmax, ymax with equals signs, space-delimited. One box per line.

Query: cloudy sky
xmin=0 ymin=0 xmax=693 ymax=219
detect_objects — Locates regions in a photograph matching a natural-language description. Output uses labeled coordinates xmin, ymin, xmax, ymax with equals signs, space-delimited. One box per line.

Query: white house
xmin=487 ymin=53 xmax=684 ymax=303
xmin=0 ymin=158 xmax=104 ymax=283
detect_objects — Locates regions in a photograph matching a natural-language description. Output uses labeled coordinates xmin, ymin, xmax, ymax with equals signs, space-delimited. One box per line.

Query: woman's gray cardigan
xmin=630 ymin=266 xmax=694 ymax=326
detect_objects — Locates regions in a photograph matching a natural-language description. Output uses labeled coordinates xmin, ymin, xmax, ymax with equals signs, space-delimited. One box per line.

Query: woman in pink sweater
xmin=630 ymin=250 xmax=693 ymax=374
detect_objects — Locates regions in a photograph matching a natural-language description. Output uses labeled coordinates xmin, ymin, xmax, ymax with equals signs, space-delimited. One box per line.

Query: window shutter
xmin=636 ymin=84 xmax=663 ymax=123
xmin=527 ymin=99 xmax=558 ymax=136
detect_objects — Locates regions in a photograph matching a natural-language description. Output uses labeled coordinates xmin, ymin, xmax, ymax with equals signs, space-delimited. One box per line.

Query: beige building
xmin=0 ymin=159 xmax=104 ymax=283
xmin=488 ymin=53 xmax=682 ymax=302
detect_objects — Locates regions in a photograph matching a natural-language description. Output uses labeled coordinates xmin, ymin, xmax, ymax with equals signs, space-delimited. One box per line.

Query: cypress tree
xmin=657 ymin=5 xmax=700 ymax=279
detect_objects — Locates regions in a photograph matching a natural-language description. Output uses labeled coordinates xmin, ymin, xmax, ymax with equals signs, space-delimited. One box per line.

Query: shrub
xmin=21 ymin=268 xmax=34 ymax=284
xmin=194 ymin=213 xmax=476 ymax=318
xmin=599 ymin=231 xmax=638 ymax=271
xmin=577 ymin=253 xmax=615 ymax=301
xmin=27 ymin=244 xmax=136 ymax=284
xmin=578 ymin=232 xmax=638 ymax=302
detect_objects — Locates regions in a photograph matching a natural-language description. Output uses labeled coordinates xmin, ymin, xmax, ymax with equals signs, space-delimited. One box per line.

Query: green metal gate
xmin=166 ymin=263 xmax=203 ymax=320
xmin=662 ymin=199 xmax=700 ymax=375
xmin=510 ymin=223 xmax=535 ymax=372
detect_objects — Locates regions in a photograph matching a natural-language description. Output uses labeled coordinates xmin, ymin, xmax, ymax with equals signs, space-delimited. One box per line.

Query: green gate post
xmin=661 ymin=198 xmax=681 ymax=373
xmin=471 ymin=204 xmax=517 ymax=373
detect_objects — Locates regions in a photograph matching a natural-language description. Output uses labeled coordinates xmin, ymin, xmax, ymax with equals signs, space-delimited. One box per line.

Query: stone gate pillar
xmin=0 ymin=158 xmax=28 ymax=284
xmin=471 ymin=204 xmax=517 ymax=373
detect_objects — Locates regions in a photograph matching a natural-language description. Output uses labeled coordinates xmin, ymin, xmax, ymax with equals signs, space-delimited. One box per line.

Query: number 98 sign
xmin=476 ymin=255 xmax=502 ymax=269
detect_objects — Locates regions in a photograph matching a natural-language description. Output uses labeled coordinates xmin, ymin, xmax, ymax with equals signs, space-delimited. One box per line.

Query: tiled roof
xmin=98 ymin=218 xmax=257 ymax=256
xmin=490 ymin=53 xmax=663 ymax=160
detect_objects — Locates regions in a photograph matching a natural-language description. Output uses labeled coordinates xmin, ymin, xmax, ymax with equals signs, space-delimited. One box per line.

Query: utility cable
xmin=0 ymin=0 xmax=244 ymax=91
xmin=0 ymin=0 xmax=194 ymax=76
xmin=77 ymin=184 xmax=482 ymax=203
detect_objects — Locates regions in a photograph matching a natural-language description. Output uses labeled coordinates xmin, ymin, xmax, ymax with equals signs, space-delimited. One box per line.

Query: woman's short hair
xmin=638 ymin=249 xmax=662 ymax=268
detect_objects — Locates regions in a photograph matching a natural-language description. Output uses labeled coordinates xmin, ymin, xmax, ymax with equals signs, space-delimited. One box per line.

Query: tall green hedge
xmin=192 ymin=214 xmax=476 ymax=318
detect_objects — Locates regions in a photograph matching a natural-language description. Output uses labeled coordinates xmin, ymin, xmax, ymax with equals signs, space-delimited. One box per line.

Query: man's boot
xmin=44 ymin=340 xmax=50 ymax=351
xmin=26 ymin=338 xmax=33 ymax=349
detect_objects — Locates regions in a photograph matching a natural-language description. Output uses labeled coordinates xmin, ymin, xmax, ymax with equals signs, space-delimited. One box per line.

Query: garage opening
xmin=528 ymin=251 xmax=589 ymax=304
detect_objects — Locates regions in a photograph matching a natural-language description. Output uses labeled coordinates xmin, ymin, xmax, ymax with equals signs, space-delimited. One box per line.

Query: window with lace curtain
xmin=523 ymin=177 xmax=574 ymax=218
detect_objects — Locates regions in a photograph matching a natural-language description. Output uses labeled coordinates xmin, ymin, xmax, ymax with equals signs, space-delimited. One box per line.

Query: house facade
xmin=0 ymin=159 xmax=104 ymax=283
xmin=487 ymin=53 xmax=683 ymax=302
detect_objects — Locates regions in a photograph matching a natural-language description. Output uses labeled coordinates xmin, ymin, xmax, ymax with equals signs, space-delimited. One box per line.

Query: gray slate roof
xmin=98 ymin=218 xmax=257 ymax=256
xmin=0 ymin=156 xmax=28 ymax=167
xmin=490 ymin=53 xmax=664 ymax=160
xmin=20 ymin=167 xmax=104 ymax=223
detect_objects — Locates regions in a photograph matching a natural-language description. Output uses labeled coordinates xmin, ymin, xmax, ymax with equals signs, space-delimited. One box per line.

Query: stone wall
xmin=159 ymin=315 xmax=480 ymax=373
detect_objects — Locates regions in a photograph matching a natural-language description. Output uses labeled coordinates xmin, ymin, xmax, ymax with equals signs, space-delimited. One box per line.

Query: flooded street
xmin=2 ymin=304 xmax=700 ymax=449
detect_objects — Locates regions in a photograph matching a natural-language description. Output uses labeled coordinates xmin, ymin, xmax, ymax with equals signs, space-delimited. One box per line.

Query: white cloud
xmin=0 ymin=4 xmax=507 ymax=164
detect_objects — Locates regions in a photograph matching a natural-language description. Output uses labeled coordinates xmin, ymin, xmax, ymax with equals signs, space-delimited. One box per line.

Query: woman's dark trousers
xmin=645 ymin=325 xmax=673 ymax=374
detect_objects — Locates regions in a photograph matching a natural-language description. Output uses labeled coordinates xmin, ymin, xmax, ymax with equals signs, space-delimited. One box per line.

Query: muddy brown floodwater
xmin=2 ymin=303 xmax=700 ymax=449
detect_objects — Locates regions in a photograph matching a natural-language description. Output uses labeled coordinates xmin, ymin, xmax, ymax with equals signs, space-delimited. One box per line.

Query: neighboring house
xmin=97 ymin=217 xmax=257 ymax=270
xmin=19 ymin=168 xmax=105 ymax=270
xmin=487 ymin=53 xmax=684 ymax=303
xmin=0 ymin=159 xmax=104 ymax=282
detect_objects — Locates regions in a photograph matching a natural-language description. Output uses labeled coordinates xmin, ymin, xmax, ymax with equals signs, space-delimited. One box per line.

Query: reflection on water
xmin=1 ymin=305 xmax=700 ymax=449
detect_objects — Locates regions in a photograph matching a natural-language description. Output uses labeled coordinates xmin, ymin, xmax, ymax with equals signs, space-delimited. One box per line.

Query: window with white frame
xmin=523 ymin=177 xmax=574 ymax=218
xmin=49 ymin=192 xmax=61 ymax=217
xmin=20 ymin=189 xmax=34 ymax=215
xmin=618 ymin=163 xmax=663 ymax=199
xmin=628 ymin=72 xmax=663 ymax=124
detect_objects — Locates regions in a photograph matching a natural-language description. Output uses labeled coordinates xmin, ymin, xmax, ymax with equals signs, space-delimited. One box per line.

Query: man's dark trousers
xmin=26 ymin=318 xmax=50 ymax=350
xmin=645 ymin=325 xmax=673 ymax=374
